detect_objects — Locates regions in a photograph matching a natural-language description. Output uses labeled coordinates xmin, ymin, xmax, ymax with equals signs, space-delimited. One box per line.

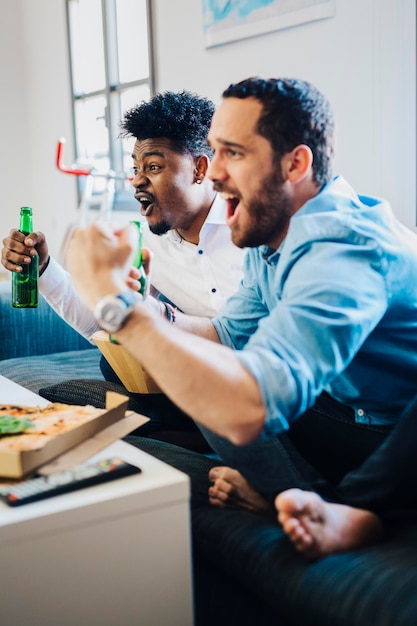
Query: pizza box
xmin=0 ymin=392 xmax=130 ymax=479
xmin=92 ymin=330 xmax=161 ymax=394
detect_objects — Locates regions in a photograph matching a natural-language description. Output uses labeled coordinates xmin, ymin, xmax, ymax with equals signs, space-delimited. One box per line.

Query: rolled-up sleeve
xmin=215 ymin=236 xmax=388 ymax=436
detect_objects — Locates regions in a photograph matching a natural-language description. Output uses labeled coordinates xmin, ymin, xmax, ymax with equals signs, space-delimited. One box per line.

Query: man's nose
xmin=131 ymin=171 xmax=149 ymax=189
xmin=207 ymin=154 xmax=227 ymax=183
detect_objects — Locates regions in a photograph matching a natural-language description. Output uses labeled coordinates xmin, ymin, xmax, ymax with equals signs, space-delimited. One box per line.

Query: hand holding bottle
xmin=1 ymin=228 xmax=50 ymax=276
xmin=10 ymin=207 xmax=39 ymax=308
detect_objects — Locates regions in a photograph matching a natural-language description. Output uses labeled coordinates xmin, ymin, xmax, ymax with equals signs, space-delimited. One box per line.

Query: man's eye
xmin=148 ymin=164 xmax=161 ymax=172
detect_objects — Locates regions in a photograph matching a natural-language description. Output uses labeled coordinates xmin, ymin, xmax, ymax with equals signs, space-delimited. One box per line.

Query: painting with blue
xmin=203 ymin=0 xmax=334 ymax=48
xmin=204 ymin=0 xmax=275 ymax=23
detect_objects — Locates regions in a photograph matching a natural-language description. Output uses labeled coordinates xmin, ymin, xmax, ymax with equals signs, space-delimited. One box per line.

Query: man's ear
xmin=284 ymin=145 xmax=313 ymax=183
xmin=194 ymin=154 xmax=210 ymax=183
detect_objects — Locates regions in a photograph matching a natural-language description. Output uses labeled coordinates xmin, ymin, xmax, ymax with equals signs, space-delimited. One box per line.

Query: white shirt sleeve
xmin=39 ymin=256 xmax=100 ymax=341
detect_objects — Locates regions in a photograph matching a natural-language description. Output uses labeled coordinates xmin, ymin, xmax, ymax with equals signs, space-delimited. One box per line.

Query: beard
xmin=148 ymin=219 xmax=171 ymax=236
xmin=231 ymin=170 xmax=292 ymax=249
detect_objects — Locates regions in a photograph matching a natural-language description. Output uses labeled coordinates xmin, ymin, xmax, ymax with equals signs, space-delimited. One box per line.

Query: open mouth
xmin=135 ymin=193 xmax=154 ymax=216
xmin=220 ymin=192 xmax=241 ymax=226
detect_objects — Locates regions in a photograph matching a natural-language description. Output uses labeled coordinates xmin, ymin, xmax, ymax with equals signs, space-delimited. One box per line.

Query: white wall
xmin=19 ymin=0 xmax=78 ymax=248
xmin=153 ymin=0 xmax=416 ymax=227
xmin=0 ymin=0 xmax=415 ymax=258
xmin=0 ymin=2 xmax=29 ymax=231
xmin=0 ymin=0 xmax=77 ymax=258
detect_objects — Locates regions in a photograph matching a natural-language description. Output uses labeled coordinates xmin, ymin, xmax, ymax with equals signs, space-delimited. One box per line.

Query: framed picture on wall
xmin=203 ymin=0 xmax=335 ymax=49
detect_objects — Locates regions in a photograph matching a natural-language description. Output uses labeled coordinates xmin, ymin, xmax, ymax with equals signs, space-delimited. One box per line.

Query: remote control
xmin=0 ymin=458 xmax=141 ymax=507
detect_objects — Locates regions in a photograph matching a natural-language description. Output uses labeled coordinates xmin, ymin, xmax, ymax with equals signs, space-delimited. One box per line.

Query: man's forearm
xmin=160 ymin=304 xmax=220 ymax=338
xmin=115 ymin=305 xmax=266 ymax=445
xmin=40 ymin=256 xmax=100 ymax=341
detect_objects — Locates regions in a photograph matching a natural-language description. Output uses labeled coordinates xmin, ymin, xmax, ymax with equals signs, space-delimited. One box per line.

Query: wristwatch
xmin=94 ymin=291 xmax=141 ymax=334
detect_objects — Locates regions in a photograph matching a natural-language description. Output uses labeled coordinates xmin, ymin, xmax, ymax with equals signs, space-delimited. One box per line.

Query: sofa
xmin=2 ymin=279 xmax=417 ymax=626
xmin=0 ymin=280 xmax=104 ymax=392
xmin=127 ymin=436 xmax=417 ymax=626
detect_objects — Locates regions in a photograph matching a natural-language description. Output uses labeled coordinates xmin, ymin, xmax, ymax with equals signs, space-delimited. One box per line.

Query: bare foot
xmin=208 ymin=466 xmax=272 ymax=515
xmin=275 ymin=488 xmax=383 ymax=559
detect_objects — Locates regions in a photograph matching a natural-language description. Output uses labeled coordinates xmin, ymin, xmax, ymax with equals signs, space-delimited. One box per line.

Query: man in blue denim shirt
xmin=66 ymin=77 xmax=417 ymax=524
xmin=212 ymin=175 xmax=417 ymax=432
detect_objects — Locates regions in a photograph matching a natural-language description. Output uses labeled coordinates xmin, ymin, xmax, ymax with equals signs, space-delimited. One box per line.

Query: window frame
xmin=65 ymin=0 xmax=155 ymax=211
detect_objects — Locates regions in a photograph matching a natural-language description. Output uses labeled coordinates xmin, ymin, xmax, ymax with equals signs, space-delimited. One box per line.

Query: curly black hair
xmin=223 ymin=77 xmax=334 ymax=188
xmin=120 ymin=90 xmax=215 ymax=158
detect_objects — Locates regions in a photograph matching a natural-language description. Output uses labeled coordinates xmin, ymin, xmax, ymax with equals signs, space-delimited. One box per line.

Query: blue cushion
xmin=0 ymin=281 xmax=94 ymax=360
xmin=0 ymin=348 xmax=104 ymax=393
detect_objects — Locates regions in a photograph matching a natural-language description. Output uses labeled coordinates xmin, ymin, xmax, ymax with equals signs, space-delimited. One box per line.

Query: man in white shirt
xmin=1 ymin=91 xmax=245 ymax=445
xmin=2 ymin=91 xmax=244 ymax=332
xmin=145 ymin=193 xmax=243 ymax=318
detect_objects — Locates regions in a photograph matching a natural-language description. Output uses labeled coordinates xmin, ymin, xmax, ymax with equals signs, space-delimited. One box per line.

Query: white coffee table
xmin=0 ymin=375 xmax=193 ymax=626
xmin=0 ymin=373 xmax=50 ymax=407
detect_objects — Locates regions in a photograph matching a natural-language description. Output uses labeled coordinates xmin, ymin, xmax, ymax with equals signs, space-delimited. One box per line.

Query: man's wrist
xmin=94 ymin=290 xmax=142 ymax=333
xmin=39 ymin=255 xmax=50 ymax=277
xmin=153 ymin=298 xmax=177 ymax=323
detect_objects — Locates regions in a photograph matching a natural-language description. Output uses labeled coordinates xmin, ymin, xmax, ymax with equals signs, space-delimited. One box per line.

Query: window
xmin=66 ymin=0 xmax=155 ymax=210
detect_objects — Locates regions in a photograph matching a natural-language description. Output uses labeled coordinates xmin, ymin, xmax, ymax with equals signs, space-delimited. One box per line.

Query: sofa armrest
xmin=0 ymin=281 xmax=94 ymax=360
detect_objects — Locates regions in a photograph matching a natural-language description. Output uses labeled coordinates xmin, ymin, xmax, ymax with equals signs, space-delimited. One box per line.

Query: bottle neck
xmin=130 ymin=220 xmax=143 ymax=269
xmin=19 ymin=210 xmax=33 ymax=235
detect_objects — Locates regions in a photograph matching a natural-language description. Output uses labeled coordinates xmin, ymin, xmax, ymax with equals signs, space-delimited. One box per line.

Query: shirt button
xmin=198 ymin=249 xmax=203 ymax=255
xmin=357 ymin=409 xmax=365 ymax=417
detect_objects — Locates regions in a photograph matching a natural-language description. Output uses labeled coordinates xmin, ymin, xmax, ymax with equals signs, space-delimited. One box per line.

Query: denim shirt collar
xmin=260 ymin=242 xmax=284 ymax=266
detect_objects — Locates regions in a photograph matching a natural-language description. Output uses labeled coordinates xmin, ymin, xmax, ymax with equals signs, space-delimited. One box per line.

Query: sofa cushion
xmin=0 ymin=349 xmax=104 ymax=393
xmin=0 ymin=281 xmax=94 ymax=360
xmin=39 ymin=378 xmax=133 ymax=406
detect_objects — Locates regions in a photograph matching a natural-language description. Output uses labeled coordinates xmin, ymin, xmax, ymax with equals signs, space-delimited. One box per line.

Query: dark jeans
xmin=127 ymin=390 xmax=417 ymax=518
xmin=335 ymin=393 xmax=417 ymax=516
xmin=198 ymin=392 xmax=392 ymax=505
xmin=105 ymin=357 xmax=417 ymax=515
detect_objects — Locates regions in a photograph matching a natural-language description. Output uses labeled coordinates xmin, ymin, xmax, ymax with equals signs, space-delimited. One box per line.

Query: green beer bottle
xmin=130 ymin=220 xmax=146 ymax=296
xmin=12 ymin=207 xmax=39 ymax=308
xmin=109 ymin=220 xmax=145 ymax=344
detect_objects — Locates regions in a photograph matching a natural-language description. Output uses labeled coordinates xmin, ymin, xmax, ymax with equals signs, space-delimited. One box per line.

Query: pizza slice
xmin=0 ymin=403 xmax=107 ymax=452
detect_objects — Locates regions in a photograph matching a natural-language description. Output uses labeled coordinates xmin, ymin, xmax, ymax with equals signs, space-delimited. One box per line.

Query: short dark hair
xmin=121 ymin=90 xmax=215 ymax=158
xmin=222 ymin=77 xmax=334 ymax=188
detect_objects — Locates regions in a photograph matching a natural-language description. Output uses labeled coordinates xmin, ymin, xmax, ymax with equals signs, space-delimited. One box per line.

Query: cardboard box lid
xmin=38 ymin=408 xmax=149 ymax=476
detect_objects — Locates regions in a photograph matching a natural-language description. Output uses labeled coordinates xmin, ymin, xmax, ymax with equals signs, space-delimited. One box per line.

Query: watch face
xmin=94 ymin=292 xmax=140 ymax=333
xmin=102 ymin=302 xmax=125 ymax=328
